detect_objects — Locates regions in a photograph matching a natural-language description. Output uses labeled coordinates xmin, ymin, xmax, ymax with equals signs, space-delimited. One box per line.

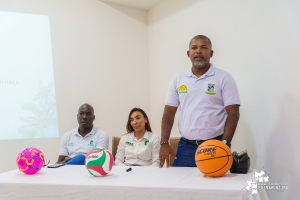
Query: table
xmin=0 ymin=166 xmax=268 ymax=200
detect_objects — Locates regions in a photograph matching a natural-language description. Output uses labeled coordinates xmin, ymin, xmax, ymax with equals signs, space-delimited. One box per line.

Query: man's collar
xmin=185 ymin=64 xmax=216 ymax=78
xmin=75 ymin=125 xmax=96 ymax=136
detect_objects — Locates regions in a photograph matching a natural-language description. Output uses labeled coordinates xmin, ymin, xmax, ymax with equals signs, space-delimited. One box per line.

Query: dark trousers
xmin=173 ymin=134 xmax=223 ymax=167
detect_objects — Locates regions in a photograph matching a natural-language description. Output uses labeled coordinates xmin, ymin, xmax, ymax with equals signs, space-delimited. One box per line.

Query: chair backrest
xmin=169 ymin=137 xmax=181 ymax=166
xmin=112 ymin=137 xmax=121 ymax=160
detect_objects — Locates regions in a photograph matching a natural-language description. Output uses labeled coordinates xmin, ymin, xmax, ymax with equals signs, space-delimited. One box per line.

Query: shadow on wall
xmin=265 ymin=95 xmax=300 ymax=200
xmin=100 ymin=2 xmax=147 ymax=25
xmin=148 ymin=0 xmax=202 ymax=25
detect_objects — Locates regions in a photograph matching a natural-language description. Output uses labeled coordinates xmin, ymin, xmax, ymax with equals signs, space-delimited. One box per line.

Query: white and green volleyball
xmin=85 ymin=148 xmax=113 ymax=176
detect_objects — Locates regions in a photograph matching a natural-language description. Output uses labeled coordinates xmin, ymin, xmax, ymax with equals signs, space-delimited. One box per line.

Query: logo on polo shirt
xmin=145 ymin=140 xmax=149 ymax=146
xmin=68 ymin=142 xmax=74 ymax=147
xmin=205 ymin=83 xmax=216 ymax=95
xmin=179 ymin=85 xmax=187 ymax=93
xmin=126 ymin=141 xmax=134 ymax=146
xmin=88 ymin=140 xmax=94 ymax=146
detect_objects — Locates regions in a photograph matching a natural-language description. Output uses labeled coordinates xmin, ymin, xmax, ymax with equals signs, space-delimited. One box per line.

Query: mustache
xmin=194 ymin=54 xmax=204 ymax=59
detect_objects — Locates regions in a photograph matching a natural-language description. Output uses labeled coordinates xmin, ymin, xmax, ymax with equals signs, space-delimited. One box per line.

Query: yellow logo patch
xmin=179 ymin=85 xmax=187 ymax=93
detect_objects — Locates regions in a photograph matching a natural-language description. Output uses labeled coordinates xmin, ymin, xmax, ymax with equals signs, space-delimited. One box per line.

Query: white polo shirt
xmin=114 ymin=131 xmax=160 ymax=166
xmin=165 ymin=64 xmax=240 ymax=140
xmin=59 ymin=125 xmax=109 ymax=158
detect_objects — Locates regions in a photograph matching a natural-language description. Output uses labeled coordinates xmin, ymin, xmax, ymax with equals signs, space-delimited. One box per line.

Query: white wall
xmin=0 ymin=0 xmax=150 ymax=173
xmin=148 ymin=0 xmax=300 ymax=199
xmin=1 ymin=0 xmax=299 ymax=199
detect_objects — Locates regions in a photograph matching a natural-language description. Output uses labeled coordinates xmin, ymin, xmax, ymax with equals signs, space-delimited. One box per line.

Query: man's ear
xmin=210 ymin=50 xmax=214 ymax=57
xmin=93 ymin=115 xmax=95 ymax=121
xmin=187 ymin=50 xmax=190 ymax=57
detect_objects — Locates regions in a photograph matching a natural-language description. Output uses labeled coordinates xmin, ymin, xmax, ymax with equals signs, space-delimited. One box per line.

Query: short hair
xmin=189 ymin=35 xmax=212 ymax=49
xmin=126 ymin=108 xmax=152 ymax=133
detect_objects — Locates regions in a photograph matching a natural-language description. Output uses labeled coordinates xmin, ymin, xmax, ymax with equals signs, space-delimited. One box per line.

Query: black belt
xmin=181 ymin=134 xmax=223 ymax=145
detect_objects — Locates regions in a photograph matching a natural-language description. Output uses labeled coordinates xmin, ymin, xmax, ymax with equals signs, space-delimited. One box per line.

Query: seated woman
xmin=115 ymin=108 xmax=160 ymax=166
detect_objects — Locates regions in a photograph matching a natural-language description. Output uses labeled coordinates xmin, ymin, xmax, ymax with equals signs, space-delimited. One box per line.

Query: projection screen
xmin=0 ymin=11 xmax=59 ymax=140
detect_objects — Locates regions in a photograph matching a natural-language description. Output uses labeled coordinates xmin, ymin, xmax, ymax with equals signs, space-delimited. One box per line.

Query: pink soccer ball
xmin=16 ymin=147 xmax=45 ymax=174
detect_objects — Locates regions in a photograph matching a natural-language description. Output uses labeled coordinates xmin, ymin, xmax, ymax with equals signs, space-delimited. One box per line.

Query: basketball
xmin=16 ymin=147 xmax=45 ymax=174
xmin=85 ymin=148 xmax=113 ymax=176
xmin=195 ymin=140 xmax=232 ymax=177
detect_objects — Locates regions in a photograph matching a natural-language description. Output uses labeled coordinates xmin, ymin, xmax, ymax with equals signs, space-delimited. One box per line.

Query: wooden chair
xmin=169 ymin=137 xmax=181 ymax=166
xmin=112 ymin=137 xmax=121 ymax=160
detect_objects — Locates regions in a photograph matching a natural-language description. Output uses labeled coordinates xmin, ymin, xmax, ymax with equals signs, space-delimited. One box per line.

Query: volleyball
xmin=85 ymin=148 xmax=113 ymax=176
xmin=195 ymin=140 xmax=232 ymax=177
xmin=16 ymin=147 xmax=45 ymax=174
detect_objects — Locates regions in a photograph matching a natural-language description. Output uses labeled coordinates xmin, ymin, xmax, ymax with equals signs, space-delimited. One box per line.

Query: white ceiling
xmin=100 ymin=0 xmax=164 ymax=10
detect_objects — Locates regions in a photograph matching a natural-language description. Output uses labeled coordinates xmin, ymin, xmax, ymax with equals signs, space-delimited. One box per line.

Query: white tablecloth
xmin=0 ymin=166 xmax=268 ymax=200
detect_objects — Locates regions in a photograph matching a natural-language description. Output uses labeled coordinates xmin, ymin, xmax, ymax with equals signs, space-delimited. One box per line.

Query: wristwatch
xmin=222 ymin=139 xmax=231 ymax=148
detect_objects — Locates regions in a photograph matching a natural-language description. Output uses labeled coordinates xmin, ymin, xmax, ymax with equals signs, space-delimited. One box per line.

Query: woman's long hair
xmin=126 ymin=108 xmax=152 ymax=133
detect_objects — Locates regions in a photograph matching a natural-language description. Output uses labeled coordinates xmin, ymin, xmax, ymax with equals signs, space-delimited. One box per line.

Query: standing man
xmin=159 ymin=35 xmax=240 ymax=167
xmin=56 ymin=103 xmax=109 ymax=165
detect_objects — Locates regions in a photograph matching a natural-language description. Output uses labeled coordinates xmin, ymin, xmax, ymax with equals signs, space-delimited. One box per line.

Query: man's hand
xmin=56 ymin=155 xmax=68 ymax=164
xmin=159 ymin=144 xmax=177 ymax=168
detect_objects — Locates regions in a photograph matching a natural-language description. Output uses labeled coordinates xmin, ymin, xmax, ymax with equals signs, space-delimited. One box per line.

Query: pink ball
xmin=16 ymin=147 xmax=45 ymax=174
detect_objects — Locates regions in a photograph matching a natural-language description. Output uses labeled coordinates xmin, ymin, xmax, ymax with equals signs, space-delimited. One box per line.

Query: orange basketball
xmin=195 ymin=139 xmax=232 ymax=177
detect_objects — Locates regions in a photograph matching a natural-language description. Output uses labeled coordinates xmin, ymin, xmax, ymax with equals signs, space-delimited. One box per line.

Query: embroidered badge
xmin=88 ymin=140 xmax=94 ymax=146
xmin=205 ymin=83 xmax=216 ymax=95
xmin=126 ymin=141 xmax=134 ymax=146
xmin=68 ymin=142 xmax=74 ymax=146
xmin=179 ymin=85 xmax=187 ymax=93
xmin=145 ymin=140 xmax=149 ymax=146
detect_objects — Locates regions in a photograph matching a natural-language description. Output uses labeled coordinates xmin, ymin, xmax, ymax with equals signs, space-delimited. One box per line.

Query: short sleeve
xmin=95 ymin=130 xmax=109 ymax=149
xmin=59 ymin=133 xmax=69 ymax=156
xmin=165 ymin=77 xmax=180 ymax=107
xmin=222 ymin=74 xmax=241 ymax=107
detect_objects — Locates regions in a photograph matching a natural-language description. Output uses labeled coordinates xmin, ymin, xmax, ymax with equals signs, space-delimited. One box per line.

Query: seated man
xmin=56 ymin=103 xmax=109 ymax=165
